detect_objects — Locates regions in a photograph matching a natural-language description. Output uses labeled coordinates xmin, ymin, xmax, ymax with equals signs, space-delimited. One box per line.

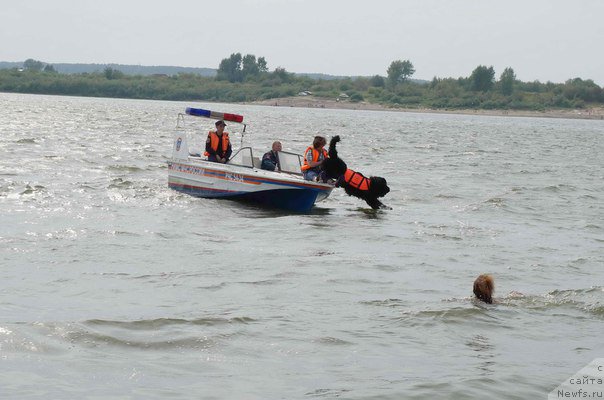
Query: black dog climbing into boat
xmin=322 ymin=136 xmax=390 ymax=209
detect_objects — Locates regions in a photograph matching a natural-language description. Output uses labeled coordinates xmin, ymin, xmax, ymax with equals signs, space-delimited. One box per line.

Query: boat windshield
xmin=228 ymin=147 xmax=260 ymax=168
xmin=222 ymin=146 xmax=305 ymax=175
xmin=277 ymin=151 xmax=303 ymax=175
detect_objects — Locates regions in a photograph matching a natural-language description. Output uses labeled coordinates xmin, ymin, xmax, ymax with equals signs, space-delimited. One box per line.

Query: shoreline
xmin=249 ymin=96 xmax=604 ymax=120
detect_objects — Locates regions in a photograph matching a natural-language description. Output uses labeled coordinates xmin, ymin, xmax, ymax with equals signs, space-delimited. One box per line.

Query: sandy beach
xmin=250 ymin=96 xmax=604 ymax=120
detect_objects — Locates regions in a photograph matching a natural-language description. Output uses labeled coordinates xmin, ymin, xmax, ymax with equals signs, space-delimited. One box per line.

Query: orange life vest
xmin=344 ymin=169 xmax=370 ymax=191
xmin=301 ymin=146 xmax=328 ymax=171
xmin=204 ymin=131 xmax=230 ymax=156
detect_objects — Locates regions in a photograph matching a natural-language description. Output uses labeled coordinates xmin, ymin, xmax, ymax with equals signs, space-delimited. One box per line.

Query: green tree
xmin=43 ymin=64 xmax=57 ymax=73
xmin=257 ymin=57 xmax=268 ymax=73
xmin=369 ymin=75 xmax=385 ymax=87
xmin=241 ymin=54 xmax=259 ymax=77
xmin=562 ymin=78 xmax=603 ymax=102
xmin=23 ymin=58 xmax=44 ymax=71
xmin=217 ymin=53 xmax=243 ymax=82
xmin=271 ymin=67 xmax=292 ymax=84
xmin=349 ymin=91 xmax=364 ymax=102
xmin=387 ymin=59 xmax=415 ymax=87
xmin=429 ymin=77 xmax=462 ymax=99
xmin=469 ymin=65 xmax=495 ymax=92
xmin=104 ymin=67 xmax=124 ymax=80
xmin=217 ymin=53 xmax=269 ymax=82
xmin=499 ymin=67 xmax=516 ymax=95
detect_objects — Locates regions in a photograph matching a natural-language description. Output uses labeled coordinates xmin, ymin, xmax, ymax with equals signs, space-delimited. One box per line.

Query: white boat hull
xmin=168 ymin=159 xmax=333 ymax=212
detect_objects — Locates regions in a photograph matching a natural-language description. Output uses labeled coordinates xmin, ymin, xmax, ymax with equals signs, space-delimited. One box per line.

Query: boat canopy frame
xmin=176 ymin=108 xmax=304 ymax=176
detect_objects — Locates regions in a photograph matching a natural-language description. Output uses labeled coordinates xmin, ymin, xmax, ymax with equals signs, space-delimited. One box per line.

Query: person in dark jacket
xmin=261 ymin=141 xmax=282 ymax=171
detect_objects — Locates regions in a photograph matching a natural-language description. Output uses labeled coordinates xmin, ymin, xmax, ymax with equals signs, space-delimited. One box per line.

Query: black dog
xmin=322 ymin=136 xmax=390 ymax=209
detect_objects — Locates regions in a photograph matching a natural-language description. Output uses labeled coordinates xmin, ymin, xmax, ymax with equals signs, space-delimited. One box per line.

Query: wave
xmin=20 ymin=184 xmax=46 ymax=195
xmin=102 ymin=229 xmax=141 ymax=237
xmin=360 ymin=298 xmax=406 ymax=307
xmin=312 ymin=336 xmax=353 ymax=346
xmin=106 ymin=165 xmax=145 ymax=172
xmin=435 ymin=193 xmax=462 ymax=199
xmin=543 ymin=184 xmax=577 ymax=192
xmin=305 ymin=388 xmax=352 ymax=397
xmin=371 ymin=287 xmax=604 ymax=329
xmin=484 ymin=196 xmax=505 ymax=206
xmin=15 ymin=138 xmax=37 ymax=144
xmin=538 ymin=287 xmax=604 ymax=316
xmin=107 ymin=178 xmax=134 ymax=189
xmin=3 ymin=316 xmax=258 ymax=353
xmin=399 ymin=306 xmax=498 ymax=321
xmin=236 ymin=279 xmax=280 ymax=286
xmin=43 ymin=155 xmax=64 ymax=160
xmin=84 ymin=316 xmax=255 ymax=329
xmin=461 ymin=194 xmax=511 ymax=213
xmin=64 ymin=330 xmax=217 ymax=351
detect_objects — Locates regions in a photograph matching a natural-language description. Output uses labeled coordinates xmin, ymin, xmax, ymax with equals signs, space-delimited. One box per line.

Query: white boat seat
xmin=252 ymin=157 xmax=261 ymax=169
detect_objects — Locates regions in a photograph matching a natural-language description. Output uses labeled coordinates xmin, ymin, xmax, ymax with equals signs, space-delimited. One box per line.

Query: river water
xmin=1 ymin=93 xmax=603 ymax=399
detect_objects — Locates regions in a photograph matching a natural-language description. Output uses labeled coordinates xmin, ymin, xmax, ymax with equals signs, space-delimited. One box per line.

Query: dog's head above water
xmin=473 ymin=274 xmax=495 ymax=304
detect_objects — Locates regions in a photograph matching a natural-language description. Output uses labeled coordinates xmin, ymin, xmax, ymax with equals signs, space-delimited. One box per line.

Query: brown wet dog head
xmin=473 ymin=274 xmax=494 ymax=304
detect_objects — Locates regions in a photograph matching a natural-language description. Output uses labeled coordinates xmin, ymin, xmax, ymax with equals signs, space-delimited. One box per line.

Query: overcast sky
xmin=2 ymin=0 xmax=603 ymax=84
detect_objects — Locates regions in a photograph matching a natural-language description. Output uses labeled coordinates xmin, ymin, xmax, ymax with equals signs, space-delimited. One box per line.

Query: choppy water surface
xmin=1 ymin=93 xmax=603 ymax=399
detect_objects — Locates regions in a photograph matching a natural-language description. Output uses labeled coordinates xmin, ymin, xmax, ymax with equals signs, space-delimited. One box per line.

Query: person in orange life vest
xmin=301 ymin=136 xmax=328 ymax=181
xmin=205 ymin=120 xmax=232 ymax=163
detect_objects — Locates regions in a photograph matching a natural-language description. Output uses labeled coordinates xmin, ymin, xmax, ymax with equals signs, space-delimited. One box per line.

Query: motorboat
xmin=167 ymin=107 xmax=333 ymax=212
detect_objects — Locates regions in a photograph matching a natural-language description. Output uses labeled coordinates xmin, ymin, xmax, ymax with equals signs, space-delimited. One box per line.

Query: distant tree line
xmin=0 ymin=59 xmax=217 ymax=76
xmin=0 ymin=57 xmax=602 ymax=110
